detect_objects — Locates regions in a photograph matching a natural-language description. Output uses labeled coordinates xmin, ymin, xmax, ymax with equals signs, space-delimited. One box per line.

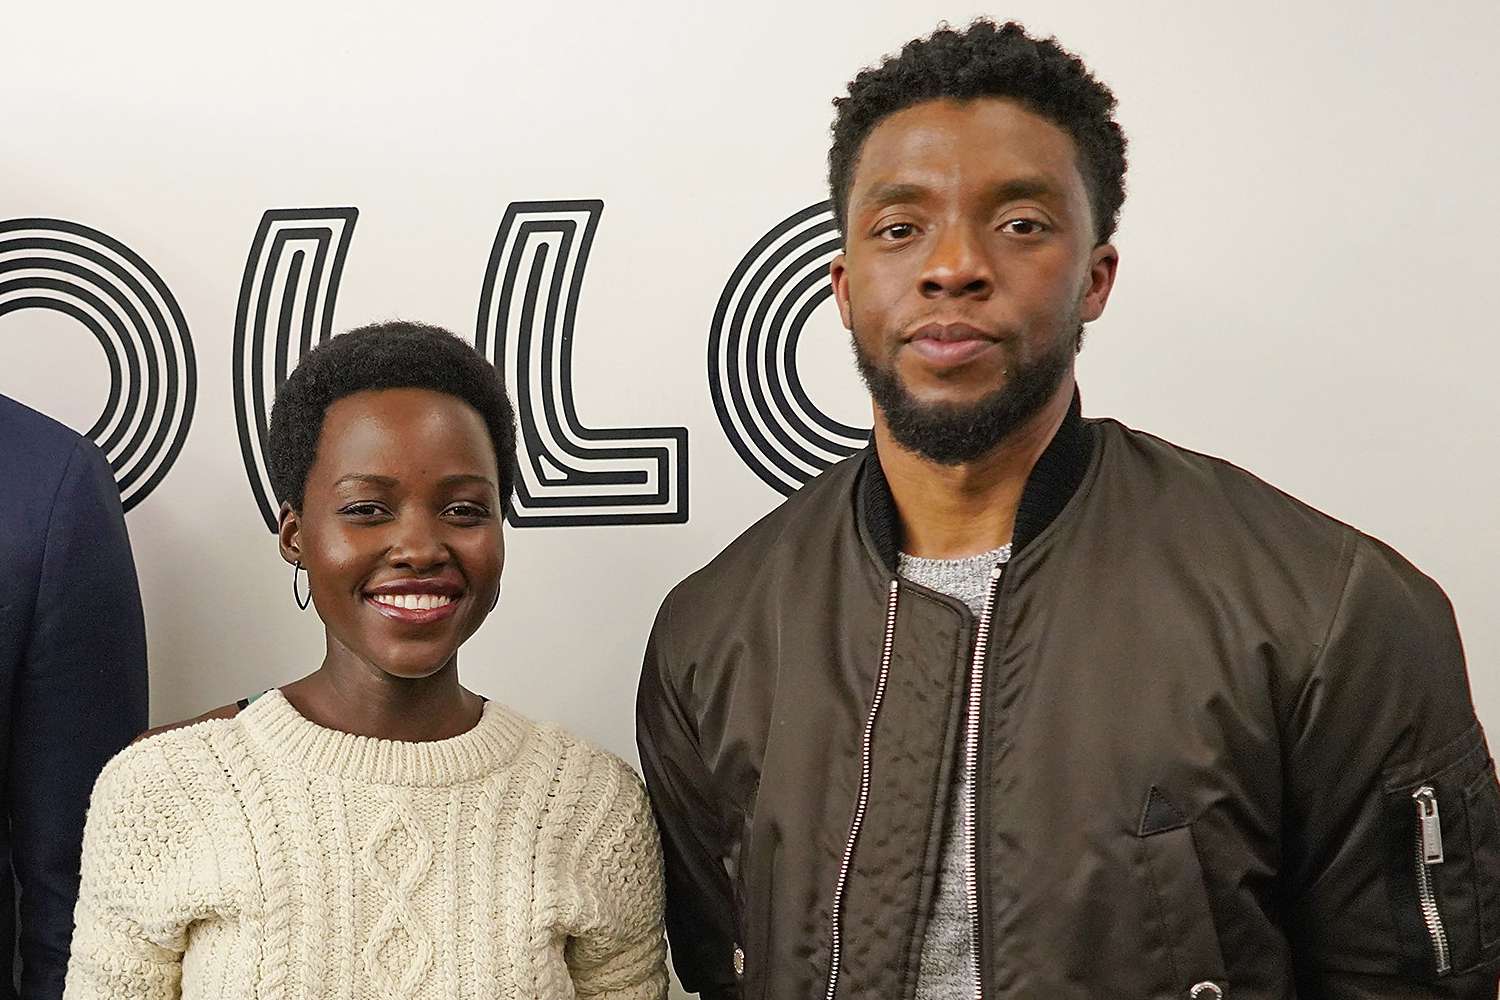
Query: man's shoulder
xmin=666 ymin=450 xmax=866 ymax=611
xmin=0 ymin=394 xmax=94 ymax=475
xmin=0 ymin=394 xmax=116 ymax=523
xmin=1092 ymin=416 xmax=1449 ymax=611
xmin=1091 ymin=417 xmax=1358 ymax=547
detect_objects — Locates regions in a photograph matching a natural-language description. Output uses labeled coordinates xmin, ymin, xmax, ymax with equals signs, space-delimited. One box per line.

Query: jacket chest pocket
xmin=1136 ymin=786 xmax=1229 ymax=999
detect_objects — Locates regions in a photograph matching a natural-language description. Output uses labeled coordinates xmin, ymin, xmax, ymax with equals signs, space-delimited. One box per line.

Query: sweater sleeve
xmin=63 ymin=737 xmax=215 ymax=1000
xmin=563 ymin=749 xmax=670 ymax=1000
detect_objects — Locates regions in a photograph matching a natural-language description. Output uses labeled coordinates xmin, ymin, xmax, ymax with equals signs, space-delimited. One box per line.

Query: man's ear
xmin=830 ymin=253 xmax=854 ymax=331
xmin=1079 ymin=242 xmax=1119 ymax=323
xmin=277 ymin=501 xmax=302 ymax=566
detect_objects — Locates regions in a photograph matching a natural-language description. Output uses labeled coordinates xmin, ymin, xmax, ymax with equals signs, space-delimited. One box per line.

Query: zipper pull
xmin=1413 ymin=786 xmax=1445 ymax=865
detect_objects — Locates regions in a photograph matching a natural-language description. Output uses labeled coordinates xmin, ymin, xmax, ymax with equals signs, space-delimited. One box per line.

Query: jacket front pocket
xmin=1137 ymin=786 xmax=1229 ymax=998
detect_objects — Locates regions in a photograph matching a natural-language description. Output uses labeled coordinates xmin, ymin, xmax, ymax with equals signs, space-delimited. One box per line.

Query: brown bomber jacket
xmin=637 ymin=396 xmax=1500 ymax=999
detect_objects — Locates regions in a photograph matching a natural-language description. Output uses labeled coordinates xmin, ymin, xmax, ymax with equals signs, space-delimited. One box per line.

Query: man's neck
xmin=876 ymin=377 xmax=1075 ymax=560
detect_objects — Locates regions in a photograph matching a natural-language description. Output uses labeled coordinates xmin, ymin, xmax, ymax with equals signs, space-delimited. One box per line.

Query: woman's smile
xmin=363 ymin=576 xmax=466 ymax=624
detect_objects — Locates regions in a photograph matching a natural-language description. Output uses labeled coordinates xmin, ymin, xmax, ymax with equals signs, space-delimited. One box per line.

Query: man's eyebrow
xmin=859 ymin=182 xmax=932 ymax=209
xmin=988 ymin=177 xmax=1063 ymax=204
xmin=857 ymin=177 xmax=1064 ymax=211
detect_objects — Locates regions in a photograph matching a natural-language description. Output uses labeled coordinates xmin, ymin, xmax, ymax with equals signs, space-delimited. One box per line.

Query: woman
xmin=64 ymin=321 xmax=668 ymax=999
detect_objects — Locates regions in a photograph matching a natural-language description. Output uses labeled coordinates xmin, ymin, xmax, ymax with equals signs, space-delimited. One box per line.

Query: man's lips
xmin=904 ymin=322 xmax=1000 ymax=368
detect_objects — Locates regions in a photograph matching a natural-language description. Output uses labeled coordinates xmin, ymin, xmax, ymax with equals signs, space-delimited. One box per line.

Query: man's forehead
xmin=851 ymin=97 xmax=1081 ymax=197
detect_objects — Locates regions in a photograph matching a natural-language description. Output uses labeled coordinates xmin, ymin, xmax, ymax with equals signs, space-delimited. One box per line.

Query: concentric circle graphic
xmin=709 ymin=201 xmax=870 ymax=496
xmin=0 ymin=218 xmax=196 ymax=510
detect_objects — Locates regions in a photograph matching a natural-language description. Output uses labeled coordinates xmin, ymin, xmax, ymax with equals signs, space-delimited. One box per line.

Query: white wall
xmin=4 ymin=3 xmax=1497 ymax=995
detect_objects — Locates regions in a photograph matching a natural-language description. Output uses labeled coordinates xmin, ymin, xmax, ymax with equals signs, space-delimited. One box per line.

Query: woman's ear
xmin=277 ymin=501 xmax=302 ymax=566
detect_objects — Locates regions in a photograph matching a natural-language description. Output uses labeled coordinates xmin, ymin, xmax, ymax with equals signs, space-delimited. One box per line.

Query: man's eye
xmin=878 ymin=222 xmax=918 ymax=240
xmin=1002 ymin=218 xmax=1046 ymax=236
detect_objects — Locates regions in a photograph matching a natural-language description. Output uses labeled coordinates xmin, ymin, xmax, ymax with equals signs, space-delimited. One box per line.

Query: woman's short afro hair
xmin=267 ymin=320 xmax=518 ymax=515
xmin=829 ymin=18 xmax=1127 ymax=244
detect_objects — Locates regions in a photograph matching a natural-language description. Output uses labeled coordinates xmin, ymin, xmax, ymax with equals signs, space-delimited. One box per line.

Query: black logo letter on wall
xmin=233 ymin=208 xmax=358 ymax=530
xmin=0 ymin=218 xmax=196 ymax=511
xmin=476 ymin=201 xmax=688 ymax=526
xmin=709 ymin=202 xmax=869 ymax=497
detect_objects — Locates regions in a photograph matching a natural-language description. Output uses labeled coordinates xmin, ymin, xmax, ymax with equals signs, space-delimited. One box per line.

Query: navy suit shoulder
xmin=0 ymin=394 xmax=99 ymax=559
xmin=0 ymin=393 xmax=149 ymax=1000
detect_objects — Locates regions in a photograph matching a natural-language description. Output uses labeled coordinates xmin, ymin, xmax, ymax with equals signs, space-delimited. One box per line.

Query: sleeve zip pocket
xmin=1379 ymin=726 xmax=1500 ymax=979
xmin=1411 ymin=786 xmax=1451 ymax=975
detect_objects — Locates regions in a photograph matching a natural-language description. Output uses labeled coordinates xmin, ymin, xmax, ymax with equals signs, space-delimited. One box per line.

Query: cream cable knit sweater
xmin=63 ymin=689 xmax=668 ymax=999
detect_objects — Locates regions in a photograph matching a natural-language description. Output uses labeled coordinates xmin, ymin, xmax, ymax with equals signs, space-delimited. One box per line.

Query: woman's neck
xmin=280 ymin=648 xmax=484 ymax=742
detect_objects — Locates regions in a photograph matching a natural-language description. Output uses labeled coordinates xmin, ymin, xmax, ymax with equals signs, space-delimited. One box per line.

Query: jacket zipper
xmin=824 ymin=580 xmax=901 ymax=1000
xmin=1412 ymin=785 xmax=1451 ymax=975
xmin=962 ymin=563 xmax=1005 ymax=1000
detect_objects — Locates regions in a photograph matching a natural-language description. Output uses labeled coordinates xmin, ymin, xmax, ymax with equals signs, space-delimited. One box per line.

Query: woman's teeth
xmin=370 ymin=593 xmax=455 ymax=611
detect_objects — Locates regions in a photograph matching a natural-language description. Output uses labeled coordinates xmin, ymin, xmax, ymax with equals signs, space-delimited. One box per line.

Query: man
xmin=638 ymin=19 xmax=1500 ymax=1000
xmin=0 ymin=393 xmax=148 ymax=999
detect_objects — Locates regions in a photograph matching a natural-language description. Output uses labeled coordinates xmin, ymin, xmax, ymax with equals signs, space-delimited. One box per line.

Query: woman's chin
xmin=370 ymin=653 xmax=457 ymax=681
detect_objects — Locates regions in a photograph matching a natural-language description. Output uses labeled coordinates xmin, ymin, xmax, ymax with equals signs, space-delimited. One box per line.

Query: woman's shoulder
xmin=130 ymin=701 xmax=243 ymax=746
xmin=83 ymin=706 xmax=249 ymax=855
xmin=517 ymin=721 xmax=651 ymax=843
xmin=507 ymin=711 xmax=642 ymax=791
xmin=523 ymin=724 xmax=662 ymax=923
xmin=99 ymin=701 xmax=249 ymax=805
xmin=478 ymin=702 xmax=647 ymax=815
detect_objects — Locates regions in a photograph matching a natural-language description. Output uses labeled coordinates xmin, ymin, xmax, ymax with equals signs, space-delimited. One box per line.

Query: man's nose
xmin=918 ymin=223 xmax=995 ymax=299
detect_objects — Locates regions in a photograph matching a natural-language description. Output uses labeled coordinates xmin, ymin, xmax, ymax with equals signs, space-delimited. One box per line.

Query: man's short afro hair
xmin=267 ymin=320 xmax=518 ymax=515
xmin=829 ymin=19 xmax=1127 ymax=244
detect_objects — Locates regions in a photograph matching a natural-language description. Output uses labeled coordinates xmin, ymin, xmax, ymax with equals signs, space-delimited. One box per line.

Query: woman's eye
xmin=1001 ymin=218 xmax=1046 ymax=236
xmin=339 ymin=502 xmax=387 ymax=518
xmin=445 ymin=503 xmax=491 ymax=520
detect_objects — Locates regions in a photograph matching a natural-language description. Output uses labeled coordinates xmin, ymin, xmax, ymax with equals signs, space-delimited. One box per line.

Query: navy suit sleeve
xmin=10 ymin=436 xmax=148 ymax=1000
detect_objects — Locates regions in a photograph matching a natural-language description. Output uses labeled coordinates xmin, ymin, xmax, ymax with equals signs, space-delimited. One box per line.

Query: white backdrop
xmin=5 ymin=3 xmax=1498 ymax=995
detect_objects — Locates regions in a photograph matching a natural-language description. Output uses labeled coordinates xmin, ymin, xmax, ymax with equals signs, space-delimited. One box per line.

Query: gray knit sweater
xmin=897 ymin=544 xmax=1010 ymax=1000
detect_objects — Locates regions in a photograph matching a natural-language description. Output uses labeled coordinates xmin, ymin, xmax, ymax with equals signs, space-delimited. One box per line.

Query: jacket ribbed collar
xmin=857 ymin=388 xmax=1094 ymax=573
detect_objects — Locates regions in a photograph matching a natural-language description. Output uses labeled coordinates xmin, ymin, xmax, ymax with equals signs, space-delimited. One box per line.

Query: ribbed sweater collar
xmin=858 ymin=388 xmax=1094 ymax=573
xmin=238 ymin=689 xmax=531 ymax=786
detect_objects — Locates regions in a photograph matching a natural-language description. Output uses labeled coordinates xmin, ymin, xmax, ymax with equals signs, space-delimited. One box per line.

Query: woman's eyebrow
xmin=333 ymin=473 xmax=398 ymax=489
xmin=438 ymin=474 xmax=497 ymax=490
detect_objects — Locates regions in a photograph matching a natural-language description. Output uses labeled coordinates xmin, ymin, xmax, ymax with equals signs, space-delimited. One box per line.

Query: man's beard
xmin=852 ymin=324 xmax=1079 ymax=466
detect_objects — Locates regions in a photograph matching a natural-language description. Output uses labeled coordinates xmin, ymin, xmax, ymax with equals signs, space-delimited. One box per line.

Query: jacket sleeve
xmin=563 ymin=749 xmax=670 ymax=1000
xmin=1283 ymin=532 xmax=1500 ymax=997
xmin=635 ymin=594 xmax=742 ymax=1000
xmin=12 ymin=436 xmax=149 ymax=1000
